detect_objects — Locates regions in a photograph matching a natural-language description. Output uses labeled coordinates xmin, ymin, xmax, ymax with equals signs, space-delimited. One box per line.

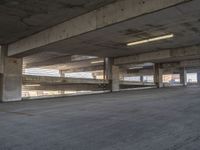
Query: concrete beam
xmin=120 ymin=81 xmax=154 ymax=86
xmin=23 ymin=84 xmax=105 ymax=91
xmin=23 ymin=82 xmax=154 ymax=91
xmin=126 ymin=68 xmax=154 ymax=75
xmin=8 ymin=0 xmax=187 ymax=56
xmin=161 ymin=62 xmax=180 ymax=69
xmin=180 ymin=59 xmax=200 ymax=68
xmin=114 ymin=45 xmax=200 ymax=65
xmin=23 ymin=75 xmax=108 ymax=85
xmin=162 ymin=68 xmax=181 ymax=74
xmin=157 ymin=59 xmax=200 ymax=70
xmin=23 ymin=75 xmax=154 ymax=91
xmin=26 ymin=58 xmax=103 ymax=70
xmin=62 ymin=65 xmax=104 ymax=73
xmin=25 ymin=55 xmax=72 ymax=68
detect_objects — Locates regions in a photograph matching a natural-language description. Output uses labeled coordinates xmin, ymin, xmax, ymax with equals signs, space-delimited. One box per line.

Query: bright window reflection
xmin=163 ymin=74 xmax=180 ymax=83
xmin=124 ymin=76 xmax=141 ymax=82
xmin=187 ymin=73 xmax=197 ymax=83
xmin=24 ymin=68 xmax=60 ymax=77
xmin=143 ymin=75 xmax=154 ymax=83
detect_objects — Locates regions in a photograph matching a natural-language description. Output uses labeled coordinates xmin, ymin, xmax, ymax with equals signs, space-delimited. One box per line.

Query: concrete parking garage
xmin=1 ymin=0 xmax=200 ymax=101
xmin=1 ymin=0 xmax=200 ymax=150
xmin=0 ymin=87 xmax=200 ymax=150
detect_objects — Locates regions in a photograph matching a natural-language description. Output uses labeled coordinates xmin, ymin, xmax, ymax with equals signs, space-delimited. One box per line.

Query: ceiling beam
xmin=26 ymin=57 xmax=103 ymax=69
xmin=25 ymin=55 xmax=72 ymax=68
xmin=8 ymin=0 xmax=187 ymax=57
xmin=114 ymin=45 xmax=200 ymax=65
xmin=61 ymin=65 xmax=104 ymax=73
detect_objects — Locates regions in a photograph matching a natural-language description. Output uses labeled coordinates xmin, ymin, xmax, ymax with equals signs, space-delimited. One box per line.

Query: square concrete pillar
xmin=197 ymin=71 xmax=200 ymax=85
xmin=0 ymin=46 xmax=22 ymax=102
xmin=104 ymin=58 xmax=113 ymax=81
xmin=104 ymin=58 xmax=120 ymax=92
xmin=59 ymin=70 xmax=65 ymax=95
xmin=59 ymin=70 xmax=65 ymax=78
xmin=140 ymin=76 xmax=144 ymax=85
xmin=154 ymin=63 xmax=163 ymax=88
xmin=111 ymin=65 xmax=120 ymax=92
xmin=180 ymin=68 xmax=187 ymax=86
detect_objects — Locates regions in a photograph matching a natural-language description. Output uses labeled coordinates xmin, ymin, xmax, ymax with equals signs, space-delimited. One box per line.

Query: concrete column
xmin=140 ymin=76 xmax=144 ymax=85
xmin=104 ymin=57 xmax=113 ymax=90
xmin=59 ymin=70 xmax=65 ymax=95
xmin=36 ymin=91 xmax=44 ymax=97
xmin=59 ymin=70 xmax=65 ymax=77
xmin=180 ymin=68 xmax=187 ymax=86
xmin=104 ymin=58 xmax=120 ymax=92
xmin=92 ymin=73 xmax=97 ymax=79
xmin=197 ymin=71 xmax=200 ymax=85
xmin=104 ymin=58 xmax=113 ymax=81
xmin=111 ymin=65 xmax=120 ymax=92
xmin=154 ymin=63 xmax=163 ymax=88
xmin=0 ymin=45 xmax=22 ymax=102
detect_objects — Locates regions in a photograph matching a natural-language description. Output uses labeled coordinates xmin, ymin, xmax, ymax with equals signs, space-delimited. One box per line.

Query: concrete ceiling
xmin=23 ymin=0 xmax=200 ymax=65
xmin=0 ymin=0 xmax=117 ymax=44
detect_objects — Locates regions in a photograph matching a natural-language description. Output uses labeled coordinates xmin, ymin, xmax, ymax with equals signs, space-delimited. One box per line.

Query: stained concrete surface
xmin=0 ymin=0 xmax=116 ymax=44
xmin=0 ymin=87 xmax=200 ymax=150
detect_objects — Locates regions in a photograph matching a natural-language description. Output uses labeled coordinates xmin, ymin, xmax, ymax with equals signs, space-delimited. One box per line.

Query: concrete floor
xmin=0 ymin=87 xmax=200 ymax=150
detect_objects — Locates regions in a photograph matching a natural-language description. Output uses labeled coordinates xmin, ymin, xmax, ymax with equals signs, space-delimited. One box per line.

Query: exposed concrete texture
xmin=23 ymin=75 xmax=108 ymax=85
xmin=7 ymin=0 xmax=187 ymax=56
xmin=180 ymin=68 xmax=187 ymax=86
xmin=59 ymin=70 xmax=65 ymax=78
xmin=198 ymin=71 xmax=200 ymax=84
xmin=25 ymin=56 xmax=103 ymax=69
xmin=23 ymin=84 xmax=106 ymax=91
xmin=0 ymin=46 xmax=22 ymax=102
xmin=0 ymin=87 xmax=200 ymax=149
xmin=62 ymin=65 xmax=104 ymax=73
xmin=120 ymin=81 xmax=154 ymax=86
xmin=0 ymin=0 xmax=116 ymax=44
xmin=180 ymin=59 xmax=200 ymax=68
xmin=23 ymin=75 xmax=152 ymax=91
xmin=104 ymin=59 xmax=121 ymax=92
xmin=23 ymin=81 xmax=154 ymax=91
xmin=58 ymin=70 xmax=65 ymax=94
xmin=126 ymin=68 xmax=154 ymax=76
xmin=25 ymin=55 xmax=72 ymax=68
xmin=104 ymin=57 xmax=113 ymax=81
xmin=114 ymin=45 xmax=200 ymax=65
xmin=162 ymin=67 xmax=181 ymax=75
xmin=140 ymin=76 xmax=144 ymax=84
xmin=112 ymin=65 xmax=120 ymax=92
xmin=154 ymin=63 xmax=163 ymax=88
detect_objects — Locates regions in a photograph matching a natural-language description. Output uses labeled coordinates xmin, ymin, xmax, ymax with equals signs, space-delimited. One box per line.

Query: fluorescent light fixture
xmin=24 ymin=84 xmax=40 ymax=87
xmin=129 ymin=66 xmax=143 ymax=70
xmin=127 ymin=34 xmax=174 ymax=46
xmin=91 ymin=60 xmax=104 ymax=64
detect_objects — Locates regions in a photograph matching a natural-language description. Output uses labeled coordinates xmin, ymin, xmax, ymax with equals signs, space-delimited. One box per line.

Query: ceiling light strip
xmin=91 ymin=60 xmax=104 ymax=64
xmin=127 ymin=34 xmax=174 ymax=46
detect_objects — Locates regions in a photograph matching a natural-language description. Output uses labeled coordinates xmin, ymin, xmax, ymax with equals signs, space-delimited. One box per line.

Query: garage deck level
xmin=0 ymin=87 xmax=200 ymax=150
